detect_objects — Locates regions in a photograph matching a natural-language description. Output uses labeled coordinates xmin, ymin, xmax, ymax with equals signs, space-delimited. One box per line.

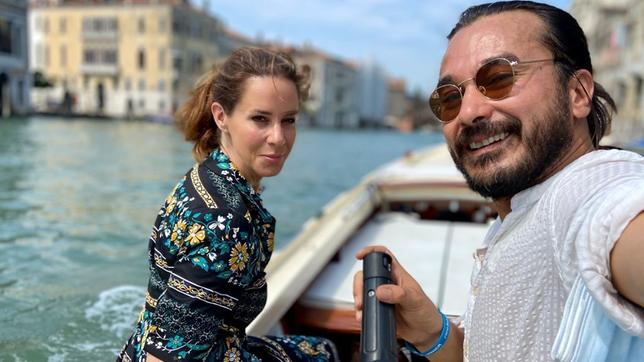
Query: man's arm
xmin=610 ymin=211 xmax=644 ymax=307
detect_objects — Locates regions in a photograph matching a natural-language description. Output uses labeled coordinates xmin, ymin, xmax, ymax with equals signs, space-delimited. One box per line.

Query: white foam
xmin=85 ymin=285 xmax=145 ymax=339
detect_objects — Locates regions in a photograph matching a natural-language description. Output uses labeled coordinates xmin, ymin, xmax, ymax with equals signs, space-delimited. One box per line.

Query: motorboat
xmin=248 ymin=143 xmax=495 ymax=359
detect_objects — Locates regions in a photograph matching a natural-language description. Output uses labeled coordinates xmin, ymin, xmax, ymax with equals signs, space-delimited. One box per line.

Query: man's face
xmin=438 ymin=11 xmax=574 ymax=199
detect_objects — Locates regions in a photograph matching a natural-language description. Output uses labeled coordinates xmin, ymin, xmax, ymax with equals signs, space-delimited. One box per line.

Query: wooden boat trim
xmin=247 ymin=182 xmax=379 ymax=335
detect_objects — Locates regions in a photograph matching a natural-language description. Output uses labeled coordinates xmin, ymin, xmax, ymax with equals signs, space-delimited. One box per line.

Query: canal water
xmin=0 ymin=116 xmax=442 ymax=361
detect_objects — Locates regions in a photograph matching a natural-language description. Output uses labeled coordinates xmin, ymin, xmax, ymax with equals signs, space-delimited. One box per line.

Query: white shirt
xmin=462 ymin=149 xmax=644 ymax=361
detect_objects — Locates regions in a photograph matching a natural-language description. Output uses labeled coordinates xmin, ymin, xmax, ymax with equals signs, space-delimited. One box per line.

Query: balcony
xmin=80 ymin=63 xmax=118 ymax=75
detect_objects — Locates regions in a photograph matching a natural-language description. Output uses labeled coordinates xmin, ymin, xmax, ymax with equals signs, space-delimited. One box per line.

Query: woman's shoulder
xmin=178 ymin=162 xmax=249 ymax=217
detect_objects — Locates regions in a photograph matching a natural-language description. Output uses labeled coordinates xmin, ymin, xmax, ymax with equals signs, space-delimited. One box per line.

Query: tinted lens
xmin=429 ymin=84 xmax=462 ymax=123
xmin=475 ymin=58 xmax=515 ymax=99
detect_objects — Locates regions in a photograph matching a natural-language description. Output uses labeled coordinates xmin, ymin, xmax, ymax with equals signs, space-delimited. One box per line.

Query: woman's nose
xmin=268 ymin=122 xmax=286 ymax=145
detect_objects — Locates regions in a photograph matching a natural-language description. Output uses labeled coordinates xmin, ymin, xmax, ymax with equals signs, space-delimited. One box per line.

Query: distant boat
xmin=248 ymin=143 xmax=495 ymax=359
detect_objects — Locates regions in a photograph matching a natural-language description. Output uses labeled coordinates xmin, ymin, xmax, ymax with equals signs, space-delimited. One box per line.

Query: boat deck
xmin=301 ymin=212 xmax=490 ymax=316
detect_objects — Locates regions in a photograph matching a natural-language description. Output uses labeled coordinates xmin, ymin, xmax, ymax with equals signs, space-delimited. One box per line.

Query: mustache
xmin=455 ymin=117 xmax=522 ymax=152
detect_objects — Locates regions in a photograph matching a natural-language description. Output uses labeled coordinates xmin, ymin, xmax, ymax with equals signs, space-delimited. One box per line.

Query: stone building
xmin=0 ymin=0 xmax=30 ymax=116
xmin=29 ymin=0 xmax=228 ymax=119
xmin=571 ymin=0 xmax=644 ymax=143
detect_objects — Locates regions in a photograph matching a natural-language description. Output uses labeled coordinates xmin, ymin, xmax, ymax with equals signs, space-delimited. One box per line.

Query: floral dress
xmin=118 ymin=149 xmax=337 ymax=362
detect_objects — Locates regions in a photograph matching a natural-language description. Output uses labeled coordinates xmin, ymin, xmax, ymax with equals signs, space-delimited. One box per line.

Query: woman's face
xmin=213 ymin=76 xmax=299 ymax=189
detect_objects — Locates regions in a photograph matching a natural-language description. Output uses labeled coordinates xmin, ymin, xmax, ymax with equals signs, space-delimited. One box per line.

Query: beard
xmin=448 ymin=95 xmax=573 ymax=199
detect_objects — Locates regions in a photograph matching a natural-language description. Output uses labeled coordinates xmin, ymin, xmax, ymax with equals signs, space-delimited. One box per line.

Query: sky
xmin=207 ymin=0 xmax=571 ymax=94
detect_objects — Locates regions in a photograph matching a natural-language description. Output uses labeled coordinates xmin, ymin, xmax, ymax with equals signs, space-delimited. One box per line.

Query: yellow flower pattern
xmin=229 ymin=242 xmax=249 ymax=271
xmin=186 ymin=224 xmax=206 ymax=246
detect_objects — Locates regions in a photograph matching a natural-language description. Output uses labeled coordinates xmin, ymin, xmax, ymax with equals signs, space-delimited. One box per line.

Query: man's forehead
xmin=439 ymin=11 xmax=545 ymax=76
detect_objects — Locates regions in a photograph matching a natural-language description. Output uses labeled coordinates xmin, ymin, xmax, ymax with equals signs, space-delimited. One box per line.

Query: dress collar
xmin=205 ymin=148 xmax=273 ymax=222
xmin=209 ymin=148 xmax=258 ymax=196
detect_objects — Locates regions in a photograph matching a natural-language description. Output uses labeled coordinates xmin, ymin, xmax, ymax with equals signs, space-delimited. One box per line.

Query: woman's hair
xmin=176 ymin=47 xmax=310 ymax=161
xmin=448 ymin=1 xmax=617 ymax=147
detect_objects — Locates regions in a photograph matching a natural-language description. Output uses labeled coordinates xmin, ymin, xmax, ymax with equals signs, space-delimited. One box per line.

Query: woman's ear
xmin=211 ymin=102 xmax=227 ymax=132
xmin=569 ymin=69 xmax=594 ymax=120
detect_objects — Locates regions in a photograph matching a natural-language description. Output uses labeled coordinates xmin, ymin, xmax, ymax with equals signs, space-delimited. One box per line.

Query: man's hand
xmin=353 ymin=245 xmax=444 ymax=349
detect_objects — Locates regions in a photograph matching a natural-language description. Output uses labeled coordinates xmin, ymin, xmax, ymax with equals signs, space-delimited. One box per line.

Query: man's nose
xmin=456 ymin=83 xmax=495 ymax=125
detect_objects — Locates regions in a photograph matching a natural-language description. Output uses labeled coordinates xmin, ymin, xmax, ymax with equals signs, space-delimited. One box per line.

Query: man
xmin=353 ymin=2 xmax=644 ymax=361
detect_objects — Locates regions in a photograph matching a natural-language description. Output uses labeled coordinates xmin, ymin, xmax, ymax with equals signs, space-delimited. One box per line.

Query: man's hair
xmin=448 ymin=1 xmax=617 ymax=147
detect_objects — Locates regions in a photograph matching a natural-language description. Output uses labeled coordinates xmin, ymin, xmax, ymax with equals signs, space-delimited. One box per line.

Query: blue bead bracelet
xmin=404 ymin=309 xmax=451 ymax=357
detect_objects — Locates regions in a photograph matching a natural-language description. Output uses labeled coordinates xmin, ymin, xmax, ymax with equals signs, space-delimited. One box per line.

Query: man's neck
xmin=494 ymin=198 xmax=512 ymax=220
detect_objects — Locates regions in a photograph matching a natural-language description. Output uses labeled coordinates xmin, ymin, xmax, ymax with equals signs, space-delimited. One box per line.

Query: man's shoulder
xmin=535 ymin=149 xmax=644 ymax=220
xmin=556 ymin=149 xmax=644 ymax=187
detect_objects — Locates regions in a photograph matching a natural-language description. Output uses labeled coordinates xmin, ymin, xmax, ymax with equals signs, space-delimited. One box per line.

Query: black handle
xmin=360 ymin=252 xmax=397 ymax=362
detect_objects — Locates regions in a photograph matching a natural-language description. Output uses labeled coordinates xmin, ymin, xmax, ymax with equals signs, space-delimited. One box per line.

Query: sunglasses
xmin=429 ymin=58 xmax=554 ymax=123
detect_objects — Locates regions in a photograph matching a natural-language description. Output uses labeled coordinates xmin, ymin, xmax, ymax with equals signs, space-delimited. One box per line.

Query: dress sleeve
xmin=144 ymin=207 xmax=261 ymax=360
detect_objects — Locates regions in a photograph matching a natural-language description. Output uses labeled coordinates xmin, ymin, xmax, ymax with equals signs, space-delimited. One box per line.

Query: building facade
xmin=357 ymin=59 xmax=387 ymax=127
xmin=291 ymin=47 xmax=360 ymax=128
xmin=29 ymin=0 xmax=227 ymax=119
xmin=571 ymin=0 xmax=644 ymax=143
xmin=0 ymin=0 xmax=30 ymax=116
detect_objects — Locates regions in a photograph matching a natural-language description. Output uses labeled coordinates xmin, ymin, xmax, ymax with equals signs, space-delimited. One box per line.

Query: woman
xmin=118 ymin=47 xmax=337 ymax=362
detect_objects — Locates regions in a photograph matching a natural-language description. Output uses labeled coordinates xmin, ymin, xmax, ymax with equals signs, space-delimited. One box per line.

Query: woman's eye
xmin=282 ymin=117 xmax=296 ymax=124
xmin=251 ymin=115 xmax=267 ymax=122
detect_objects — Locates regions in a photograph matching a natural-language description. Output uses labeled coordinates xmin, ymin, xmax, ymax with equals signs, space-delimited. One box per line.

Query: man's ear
xmin=569 ymin=69 xmax=594 ymax=120
xmin=211 ymin=102 xmax=227 ymax=132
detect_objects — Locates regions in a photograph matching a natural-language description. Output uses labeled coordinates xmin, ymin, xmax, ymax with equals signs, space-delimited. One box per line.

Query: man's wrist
xmin=405 ymin=309 xmax=450 ymax=356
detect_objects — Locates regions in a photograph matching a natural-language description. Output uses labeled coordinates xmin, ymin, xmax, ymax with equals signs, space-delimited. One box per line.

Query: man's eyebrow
xmin=436 ymin=52 xmax=519 ymax=87
xmin=437 ymin=75 xmax=456 ymax=88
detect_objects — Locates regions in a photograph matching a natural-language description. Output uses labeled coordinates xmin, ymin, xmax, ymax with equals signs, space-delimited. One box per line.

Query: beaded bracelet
xmin=404 ymin=309 xmax=451 ymax=357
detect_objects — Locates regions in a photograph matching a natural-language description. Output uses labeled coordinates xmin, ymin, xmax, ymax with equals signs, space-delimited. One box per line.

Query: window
xmin=0 ymin=19 xmax=20 ymax=56
xmin=83 ymin=17 xmax=117 ymax=33
xmin=125 ymin=78 xmax=131 ymax=91
xmin=158 ymin=79 xmax=165 ymax=91
xmin=138 ymin=49 xmax=145 ymax=70
xmin=159 ymin=48 xmax=166 ymax=70
xmin=138 ymin=78 xmax=145 ymax=91
xmin=0 ymin=19 xmax=12 ymax=54
xmin=192 ymin=53 xmax=203 ymax=73
xmin=138 ymin=17 xmax=145 ymax=34
xmin=173 ymin=55 xmax=182 ymax=71
xmin=59 ymin=17 xmax=66 ymax=34
xmin=44 ymin=45 xmax=50 ymax=66
xmin=159 ymin=17 xmax=167 ymax=33
xmin=103 ymin=49 xmax=117 ymax=64
xmin=60 ymin=45 xmax=67 ymax=67
xmin=11 ymin=23 xmax=22 ymax=57
xmin=35 ymin=43 xmax=43 ymax=67
xmin=93 ymin=18 xmax=103 ymax=32
xmin=17 ymin=80 xmax=23 ymax=104
xmin=159 ymin=100 xmax=166 ymax=112
xmin=84 ymin=49 xmax=97 ymax=64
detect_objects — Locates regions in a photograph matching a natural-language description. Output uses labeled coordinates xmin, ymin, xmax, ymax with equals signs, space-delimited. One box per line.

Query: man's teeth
xmin=469 ymin=132 xmax=509 ymax=150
